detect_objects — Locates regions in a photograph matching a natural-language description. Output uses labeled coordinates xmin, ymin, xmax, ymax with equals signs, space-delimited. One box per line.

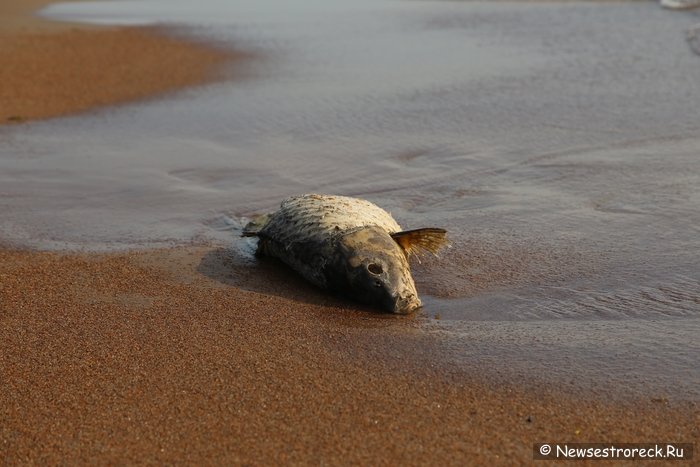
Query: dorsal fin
xmin=390 ymin=228 xmax=449 ymax=258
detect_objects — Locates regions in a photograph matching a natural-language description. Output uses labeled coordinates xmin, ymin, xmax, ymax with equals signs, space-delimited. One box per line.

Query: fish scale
xmin=256 ymin=194 xmax=402 ymax=288
xmin=263 ymin=194 xmax=402 ymax=245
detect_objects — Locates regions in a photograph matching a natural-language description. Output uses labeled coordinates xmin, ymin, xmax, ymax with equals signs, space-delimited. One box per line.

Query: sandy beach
xmin=1 ymin=1 xmax=698 ymax=464
xmin=1 ymin=247 xmax=698 ymax=464
xmin=0 ymin=0 xmax=236 ymax=124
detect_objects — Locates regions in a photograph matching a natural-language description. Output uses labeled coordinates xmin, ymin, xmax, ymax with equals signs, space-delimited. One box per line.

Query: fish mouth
xmin=391 ymin=294 xmax=422 ymax=314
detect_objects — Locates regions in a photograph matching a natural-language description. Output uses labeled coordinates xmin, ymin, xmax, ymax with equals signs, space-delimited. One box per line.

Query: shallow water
xmin=2 ymin=0 xmax=699 ymax=397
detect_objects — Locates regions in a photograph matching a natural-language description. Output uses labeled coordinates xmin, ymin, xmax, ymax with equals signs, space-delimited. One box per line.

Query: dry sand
xmin=1 ymin=1 xmax=698 ymax=464
xmin=0 ymin=0 xmax=239 ymax=124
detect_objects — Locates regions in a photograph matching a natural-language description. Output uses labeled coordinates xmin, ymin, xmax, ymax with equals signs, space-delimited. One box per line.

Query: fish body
xmin=243 ymin=194 xmax=447 ymax=314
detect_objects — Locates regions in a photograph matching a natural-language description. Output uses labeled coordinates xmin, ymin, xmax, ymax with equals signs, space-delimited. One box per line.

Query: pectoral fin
xmin=390 ymin=228 xmax=449 ymax=258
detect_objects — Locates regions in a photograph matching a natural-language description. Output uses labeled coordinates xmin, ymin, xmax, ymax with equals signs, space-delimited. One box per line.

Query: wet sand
xmin=0 ymin=0 xmax=237 ymax=123
xmin=1 ymin=247 xmax=698 ymax=464
xmin=1 ymin=1 xmax=699 ymax=464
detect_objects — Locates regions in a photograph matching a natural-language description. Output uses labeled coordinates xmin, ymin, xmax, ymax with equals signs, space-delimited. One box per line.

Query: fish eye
xmin=367 ymin=263 xmax=383 ymax=275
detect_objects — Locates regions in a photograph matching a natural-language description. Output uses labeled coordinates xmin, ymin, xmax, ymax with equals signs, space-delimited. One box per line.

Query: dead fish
xmin=242 ymin=194 xmax=448 ymax=314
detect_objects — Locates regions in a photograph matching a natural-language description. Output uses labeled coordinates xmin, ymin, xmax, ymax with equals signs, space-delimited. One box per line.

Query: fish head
xmin=330 ymin=226 xmax=421 ymax=314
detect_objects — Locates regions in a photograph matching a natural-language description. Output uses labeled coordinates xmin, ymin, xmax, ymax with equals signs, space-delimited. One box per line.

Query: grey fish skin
xmin=244 ymin=194 xmax=444 ymax=314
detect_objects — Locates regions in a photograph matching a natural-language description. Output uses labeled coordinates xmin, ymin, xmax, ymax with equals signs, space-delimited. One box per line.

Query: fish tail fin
xmin=241 ymin=213 xmax=272 ymax=237
xmin=391 ymin=228 xmax=449 ymax=259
